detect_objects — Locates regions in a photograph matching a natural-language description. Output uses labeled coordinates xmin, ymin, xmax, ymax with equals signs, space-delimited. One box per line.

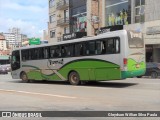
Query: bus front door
xmin=11 ymin=50 xmax=20 ymax=71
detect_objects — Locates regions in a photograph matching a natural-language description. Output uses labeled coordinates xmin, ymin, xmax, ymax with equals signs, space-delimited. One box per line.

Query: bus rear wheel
xmin=69 ymin=72 xmax=80 ymax=85
xmin=21 ymin=72 xmax=29 ymax=83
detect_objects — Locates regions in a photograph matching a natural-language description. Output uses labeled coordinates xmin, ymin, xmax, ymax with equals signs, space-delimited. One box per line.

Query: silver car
xmin=0 ymin=65 xmax=8 ymax=74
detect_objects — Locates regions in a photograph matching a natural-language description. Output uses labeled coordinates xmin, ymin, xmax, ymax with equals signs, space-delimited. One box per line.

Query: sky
xmin=0 ymin=0 xmax=48 ymax=38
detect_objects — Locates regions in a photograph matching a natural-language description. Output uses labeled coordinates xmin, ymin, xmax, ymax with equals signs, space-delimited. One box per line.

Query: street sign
xmin=29 ymin=38 xmax=41 ymax=45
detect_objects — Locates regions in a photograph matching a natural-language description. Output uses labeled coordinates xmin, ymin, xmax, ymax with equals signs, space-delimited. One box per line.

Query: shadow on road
xmin=82 ymin=81 xmax=137 ymax=88
xmin=11 ymin=80 xmax=138 ymax=88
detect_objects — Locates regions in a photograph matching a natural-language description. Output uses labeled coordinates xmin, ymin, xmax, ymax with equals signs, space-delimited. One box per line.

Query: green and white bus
xmin=11 ymin=30 xmax=146 ymax=85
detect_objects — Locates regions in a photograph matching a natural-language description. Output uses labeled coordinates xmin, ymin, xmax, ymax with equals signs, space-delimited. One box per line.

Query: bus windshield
xmin=128 ymin=31 xmax=144 ymax=48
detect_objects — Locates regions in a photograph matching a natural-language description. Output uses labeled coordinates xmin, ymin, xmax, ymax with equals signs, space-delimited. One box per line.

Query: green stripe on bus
xmin=22 ymin=59 xmax=122 ymax=81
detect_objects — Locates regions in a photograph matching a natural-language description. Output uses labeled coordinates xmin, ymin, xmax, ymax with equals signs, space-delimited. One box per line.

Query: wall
xmin=145 ymin=0 xmax=160 ymax=22
xmin=87 ymin=0 xmax=104 ymax=36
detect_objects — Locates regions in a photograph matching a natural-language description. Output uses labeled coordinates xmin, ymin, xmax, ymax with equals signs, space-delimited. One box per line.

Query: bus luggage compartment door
xmin=95 ymin=67 xmax=121 ymax=80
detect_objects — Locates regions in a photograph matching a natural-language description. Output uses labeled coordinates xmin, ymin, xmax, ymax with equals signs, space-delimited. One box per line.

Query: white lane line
xmin=0 ymin=89 xmax=77 ymax=99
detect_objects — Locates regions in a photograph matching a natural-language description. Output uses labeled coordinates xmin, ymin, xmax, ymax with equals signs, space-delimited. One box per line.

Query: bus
xmin=0 ymin=56 xmax=10 ymax=65
xmin=10 ymin=30 xmax=146 ymax=85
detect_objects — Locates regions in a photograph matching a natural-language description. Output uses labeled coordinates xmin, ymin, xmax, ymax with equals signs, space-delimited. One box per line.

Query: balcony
xmin=57 ymin=18 xmax=69 ymax=26
xmin=56 ymin=0 xmax=69 ymax=10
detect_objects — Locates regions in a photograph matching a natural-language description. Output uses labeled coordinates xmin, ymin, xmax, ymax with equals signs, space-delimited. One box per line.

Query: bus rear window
xmin=128 ymin=31 xmax=144 ymax=48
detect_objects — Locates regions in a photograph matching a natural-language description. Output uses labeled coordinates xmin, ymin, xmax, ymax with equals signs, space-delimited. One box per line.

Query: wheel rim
xmin=70 ymin=74 xmax=78 ymax=84
xmin=22 ymin=73 xmax=28 ymax=81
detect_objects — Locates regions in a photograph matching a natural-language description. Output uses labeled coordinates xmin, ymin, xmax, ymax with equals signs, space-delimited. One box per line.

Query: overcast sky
xmin=0 ymin=0 xmax=48 ymax=38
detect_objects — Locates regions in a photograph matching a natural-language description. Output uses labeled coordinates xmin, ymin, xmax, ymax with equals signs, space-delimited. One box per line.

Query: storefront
xmin=70 ymin=0 xmax=87 ymax=33
xmin=105 ymin=0 xmax=131 ymax=26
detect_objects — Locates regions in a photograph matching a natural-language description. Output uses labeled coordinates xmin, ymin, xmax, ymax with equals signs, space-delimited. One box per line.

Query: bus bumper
xmin=121 ymin=69 xmax=146 ymax=79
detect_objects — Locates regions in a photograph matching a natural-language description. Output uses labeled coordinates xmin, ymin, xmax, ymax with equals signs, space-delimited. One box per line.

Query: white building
xmin=9 ymin=28 xmax=21 ymax=46
xmin=3 ymin=28 xmax=28 ymax=48
xmin=3 ymin=33 xmax=16 ymax=49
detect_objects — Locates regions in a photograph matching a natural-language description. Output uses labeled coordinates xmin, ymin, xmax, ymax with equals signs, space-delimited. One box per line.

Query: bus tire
xmin=69 ymin=71 xmax=80 ymax=85
xmin=20 ymin=72 xmax=29 ymax=83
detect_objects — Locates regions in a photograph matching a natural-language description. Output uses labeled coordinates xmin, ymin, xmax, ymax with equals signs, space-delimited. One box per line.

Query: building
xmin=48 ymin=0 xmax=104 ymax=43
xmin=3 ymin=33 xmax=16 ymax=49
xmin=48 ymin=0 xmax=160 ymax=62
xmin=0 ymin=34 xmax=7 ymax=51
xmin=48 ymin=0 xmax=70 ymax=43
xmin=102 ymin=0 xmax=160 ymax=62
xmin=3 ymin=28 xmax=28 ymax=49
xmin=43 ymin=29 xmax=49 ymax=41
xmin=0 ymin=34 xmax=10 ymax=55
xmin=9 ymin=28 xmax=21 ymax=47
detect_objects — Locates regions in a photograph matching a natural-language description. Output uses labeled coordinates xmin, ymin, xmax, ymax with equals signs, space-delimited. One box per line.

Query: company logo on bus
xmin=129 ymin=31 xmax=142 ymax=39
xmin=48 ymin=59 xmax=64 ymax=65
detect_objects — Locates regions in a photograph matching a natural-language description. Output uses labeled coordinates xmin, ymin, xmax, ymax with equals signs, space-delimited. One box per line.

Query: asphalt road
xmin=0 ymin=73 xmax=160 ymax=120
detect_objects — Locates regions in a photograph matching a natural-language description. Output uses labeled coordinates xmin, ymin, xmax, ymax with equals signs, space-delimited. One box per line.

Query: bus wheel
xmin=69 ymin=72 xmax=80 ymax=85
xmin=21 ymin=72 xmax=29 ymax=83
xmin=151 ymin=71 xmax=158 ymax=78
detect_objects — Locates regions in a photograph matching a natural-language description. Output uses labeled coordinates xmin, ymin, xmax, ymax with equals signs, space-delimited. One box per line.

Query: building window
xmin=49 ymin=0 xmax=55 ymax=8
xmin=64 ymin=9 xmax=69 ymax=18
xmin=135 ymin=0 xmax=145 ymax=23
xmin=105 ymin=0 xmax=131 ymax=26
xmin=50 ymin=14 xmax=56 ymax=23
xmin=64 ymin=27 xmax=70 ymax=34
xmin=71 ymin=5 xmax=87 ymax=32
xmin=72 ymin=14 xmax=87 ymax=32
xmin=50 ymin=30 xmax=56 ymax=38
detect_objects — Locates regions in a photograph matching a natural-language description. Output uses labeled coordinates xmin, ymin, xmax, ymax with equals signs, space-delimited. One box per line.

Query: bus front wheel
xmin=21 ymin=72 xmax=29 ymax=83
xmin=69 ymin=72 xmax=80 ymax=85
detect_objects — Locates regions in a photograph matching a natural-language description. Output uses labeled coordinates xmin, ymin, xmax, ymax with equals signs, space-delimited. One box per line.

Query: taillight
xmin=123 ymin=58 xmax=128 ymax=65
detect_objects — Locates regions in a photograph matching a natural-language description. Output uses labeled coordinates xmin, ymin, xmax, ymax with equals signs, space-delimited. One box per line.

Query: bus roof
xmin=12 ymin=30 xmax=128 ymax=51
xmin=0 ymin=55 xmax=9 ymax=60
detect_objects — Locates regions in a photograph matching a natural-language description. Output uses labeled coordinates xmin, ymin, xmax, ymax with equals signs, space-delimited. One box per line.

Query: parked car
xmin=5 ymin=64 xmax=11 ymax=72
xmin=138 ymin=62 xmax=160 ymax=78
xmin=0 ymin=66 xmax=8 ymax=74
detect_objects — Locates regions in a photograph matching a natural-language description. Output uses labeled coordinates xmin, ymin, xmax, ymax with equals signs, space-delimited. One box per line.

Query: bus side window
xmin=96 ymin=41 xmax=102 ymax=54
xmin=115 ymin=39 xmax=120 ymax=53
xmin=102 ymin=40 xmax=107 ymax=54
xmin=34 ymin=48 xmax=39 ymax=60
xmin=83 ymin=42 xmax=89 ymax=55
xmin=50 ymin=47 xmax=55 ymax=58
xmin=43 ymin=47 xmax=49 ymax=59
xmin=67 ymin=44 xmax=74 ymax=57
xmin=89 ymin=41 xmax=96 ymax=55
xmin=38 ymin=48 xmax=43 ymax=59
xmin=61 ymin=46 xmax=67 ymax=57
xmin=22 ymin=50 xmax=26 ymax=61
xmin=29 ymin=50 xmax=31 ymax=60
xmin=75 ymin=43 xmax=83 ymax=56
xmin=54 ymin=46 xmax=61 ymax=58
xmin=107 ymin=39 xmax=114 ymax=54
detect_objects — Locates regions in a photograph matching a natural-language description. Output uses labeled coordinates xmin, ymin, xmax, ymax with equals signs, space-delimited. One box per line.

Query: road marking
xmin=0 ymin=89 xmax=77 ymax=99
